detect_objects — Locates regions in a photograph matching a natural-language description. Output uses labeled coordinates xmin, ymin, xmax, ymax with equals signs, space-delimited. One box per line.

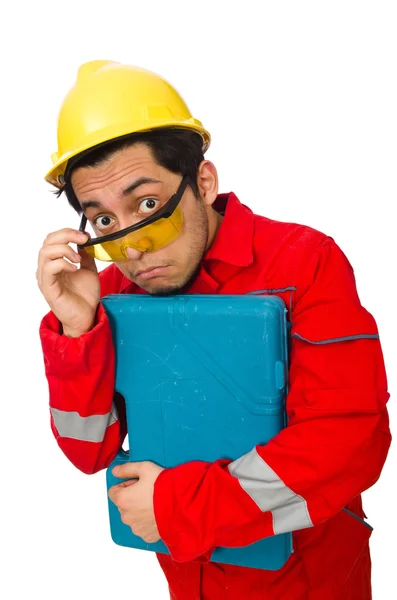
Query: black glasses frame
xmin=78 ymin=175 xmax=191 ymax=249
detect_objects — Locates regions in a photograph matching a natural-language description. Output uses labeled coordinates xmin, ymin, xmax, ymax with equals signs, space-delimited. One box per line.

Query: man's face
xmin=71 ymin=143 xmax=219 ymax=295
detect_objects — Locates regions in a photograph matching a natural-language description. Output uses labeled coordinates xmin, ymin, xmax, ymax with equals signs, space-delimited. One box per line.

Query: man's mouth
xmin=134 ymin=265 xmax=171 ymax=280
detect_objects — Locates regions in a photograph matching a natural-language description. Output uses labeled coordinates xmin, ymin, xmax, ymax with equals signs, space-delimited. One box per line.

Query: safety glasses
xmin=77 ymin=175 xmax=190 ymax=262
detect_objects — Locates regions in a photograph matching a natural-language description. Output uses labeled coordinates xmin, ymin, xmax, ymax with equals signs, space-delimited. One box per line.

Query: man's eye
xmin=94 ymin=215 xmax=115 ymax=230
xmin=139 ymin=198 xmax=160 ymax=214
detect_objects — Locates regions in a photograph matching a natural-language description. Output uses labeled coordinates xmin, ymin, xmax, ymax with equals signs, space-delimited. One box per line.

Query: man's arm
xmin=152 ymin=237 xmax=391 ymax=562
xmin=36 ymin=228 xmax=126 ymax=474
xmin=40 ymin=302 xmax=127 ymax=474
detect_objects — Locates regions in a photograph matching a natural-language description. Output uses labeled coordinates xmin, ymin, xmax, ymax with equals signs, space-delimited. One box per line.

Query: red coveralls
xmin=40 ymin=192 xmax=391 ymax=599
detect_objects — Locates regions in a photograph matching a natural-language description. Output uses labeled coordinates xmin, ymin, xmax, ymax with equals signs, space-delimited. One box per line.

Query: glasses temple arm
xmin=79 ymin=214 xmax=87 ymax=232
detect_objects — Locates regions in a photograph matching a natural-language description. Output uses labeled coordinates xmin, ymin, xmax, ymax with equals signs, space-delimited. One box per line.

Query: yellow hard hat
xmin=45 ymin=60 xmax=211 ymax=188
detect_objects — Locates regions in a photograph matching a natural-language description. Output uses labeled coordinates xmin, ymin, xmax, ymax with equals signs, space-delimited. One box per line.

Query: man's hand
xmin=108 ymin=461 xmax=165 ymax=544
xmin=36 ymin=228 xmax=100 ymax=337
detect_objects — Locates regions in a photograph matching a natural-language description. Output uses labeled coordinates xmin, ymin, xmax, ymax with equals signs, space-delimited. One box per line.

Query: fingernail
xmin=113 ymin=466 xmax=120 ymax=475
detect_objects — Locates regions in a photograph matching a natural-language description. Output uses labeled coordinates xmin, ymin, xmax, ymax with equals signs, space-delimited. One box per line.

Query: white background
xmin=1 ymin=1 xmax=395 ymax=598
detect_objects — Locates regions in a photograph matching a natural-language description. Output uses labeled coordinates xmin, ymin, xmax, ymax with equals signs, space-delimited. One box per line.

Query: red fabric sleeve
xmin=153 ymin=238 xmax=391 ymax=562
xmin=39 ymin=265 xmax=128 ymax=474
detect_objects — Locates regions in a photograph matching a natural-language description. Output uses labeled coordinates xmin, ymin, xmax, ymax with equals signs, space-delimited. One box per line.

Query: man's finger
xmin=112 ymin=461 xmax=146 ymax=478
xmin=118 ymin=478 xmax=139 ymax=488
xmin=43 ymin=229 xmax=88 ymax=247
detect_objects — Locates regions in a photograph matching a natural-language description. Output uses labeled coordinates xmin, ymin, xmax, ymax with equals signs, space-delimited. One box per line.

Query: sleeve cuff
xmin=153 ymin=466 xmax=215 ymax=563
xmin=39 ymin=302 xmax=112 ymax=377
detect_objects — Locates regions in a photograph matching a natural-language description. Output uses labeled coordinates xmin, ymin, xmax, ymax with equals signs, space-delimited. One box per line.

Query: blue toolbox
xmin=103 ymin=294 xmax=292 ymax=570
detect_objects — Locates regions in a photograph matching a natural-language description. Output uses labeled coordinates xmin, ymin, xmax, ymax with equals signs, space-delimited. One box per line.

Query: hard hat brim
xmin=45 ymin=121 xmax=211 ymax=188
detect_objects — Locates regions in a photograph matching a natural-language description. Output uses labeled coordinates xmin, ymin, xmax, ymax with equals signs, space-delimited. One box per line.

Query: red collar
xmin=204 ymin=192 xmax=254 ymax=267
xmin=118 ymin=191 xmax=254 ymax=292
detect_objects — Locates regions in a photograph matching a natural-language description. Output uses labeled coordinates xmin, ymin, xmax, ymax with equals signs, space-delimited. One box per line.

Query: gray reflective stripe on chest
xmin=228 ymin=448 xmax=313 ymax=535
xmin=342 ymin=508 xmax=373 ymax=530
xmin=246 ymin=287 xmax=296 ymax=317
xmin=50 ymin=403 xmax=119 ymax=442
xmin=292 ymin=333 xmax=379 ymax=344
xmin=247 ymin=287 xmax=297 ymax=295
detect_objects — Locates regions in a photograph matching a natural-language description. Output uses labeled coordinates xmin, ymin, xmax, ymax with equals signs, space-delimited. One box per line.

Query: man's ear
xmin=196 ymin=160 xmax=218 ymax=206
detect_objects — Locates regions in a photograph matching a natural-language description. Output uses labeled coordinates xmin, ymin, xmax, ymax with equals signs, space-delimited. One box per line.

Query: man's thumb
xmin=78 ymin=246 xmax=98 ymax=273
xmin=112 ymin=462 xmax=142 ymax=479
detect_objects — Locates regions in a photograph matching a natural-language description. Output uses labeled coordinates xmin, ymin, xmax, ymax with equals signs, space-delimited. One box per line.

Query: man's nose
xmin=125 ymin=246 xmax=144 ymax=261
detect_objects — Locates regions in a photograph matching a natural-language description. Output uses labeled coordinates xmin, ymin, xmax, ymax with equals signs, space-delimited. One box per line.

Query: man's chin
xmin=145 ymin=283 xmax=185 ymax=296
xmin=135 ymin=277 xmax=183 ymax=296
xmin=149 ymin=288 xmax=182 ymax=297
xmin=140 ymin=268 xmax=201 ymax=296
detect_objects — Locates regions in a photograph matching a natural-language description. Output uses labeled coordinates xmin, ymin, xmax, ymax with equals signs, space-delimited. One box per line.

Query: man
xmin=38 ymin=60 xmax=391 ymax=599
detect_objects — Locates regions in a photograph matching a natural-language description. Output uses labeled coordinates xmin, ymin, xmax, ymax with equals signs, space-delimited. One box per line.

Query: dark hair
xmin=55 ymin=128 xmax=205 ymax=214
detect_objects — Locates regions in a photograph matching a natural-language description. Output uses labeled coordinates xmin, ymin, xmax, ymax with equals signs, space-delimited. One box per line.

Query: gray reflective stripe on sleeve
xmin=50 ymin=403 xmax=119 ymax=443
xmin=292 ymin=333 xmax=379 ymax=344
xmin=228 ymin=448 xmax=313 ymax=535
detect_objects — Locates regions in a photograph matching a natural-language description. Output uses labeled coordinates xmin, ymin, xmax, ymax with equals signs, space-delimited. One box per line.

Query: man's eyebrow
xmin=80 ymin=199 xmax=102 ymax=210
xmin=80 ymin=177 xmax=162 ymax=211
xmin=121 ymin=177 xmax=161 ymax=198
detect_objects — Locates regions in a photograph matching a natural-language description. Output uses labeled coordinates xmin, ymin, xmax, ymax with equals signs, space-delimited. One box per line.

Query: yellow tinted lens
xmin=83 ymin=241 xmax=123 ymax=262
xmin=83 ymin=206 xmax=183 ymax=262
